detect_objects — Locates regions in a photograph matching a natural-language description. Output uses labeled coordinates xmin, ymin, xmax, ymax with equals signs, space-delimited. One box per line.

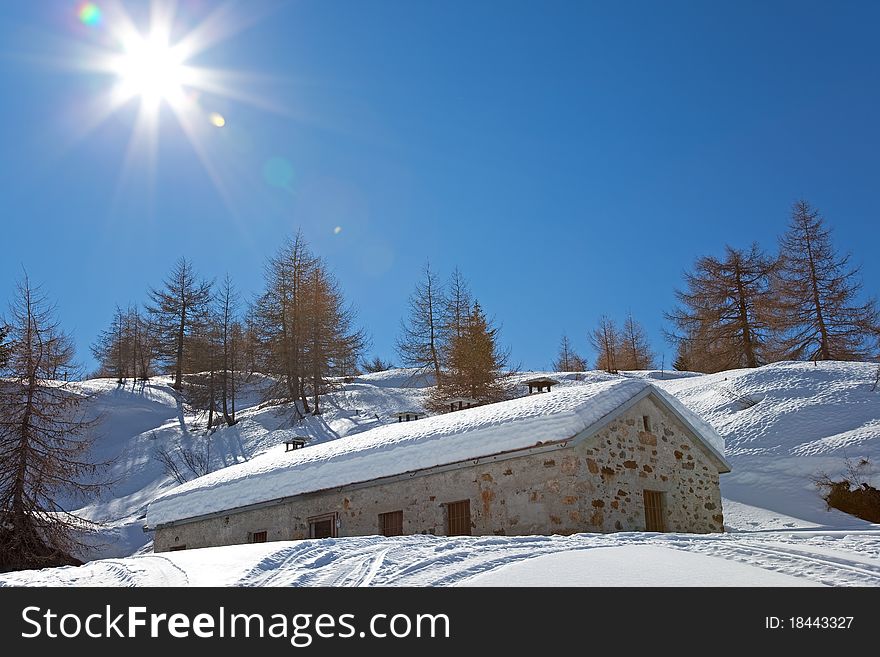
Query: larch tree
xmin=216 ymin=274 xmax=240 ymax=426
xmin=432 ymin=301 xmax=509 ymax=407
xmin=253 ymin=233 xmax=317 ymax=415
xmin=147 ymin=258 xmax=212 ymax=390
xmin=618 ymin=313 xmax=656 ymax=370
xmin=396 ymin=262 xmax=445 ymax=381
xmin=361 ymin=356 xmax=394 ymax=373
xmin=0 ymin=324 xmax=9 ymax=369
xmin=773 ymin=201 xmax=879 ymax=360
xmin=553 ymin=334 xmax=587 ymax=372
xmin=590 ymin=316 xmax=620 ymax=373
xmin=91 ymin=305 xmax=129 ymax=382
xmin=666 ymin=243 xmax=777 ymax=373
xmin=252 ymin=233 xmax=365 ymax=417
xmin=0 ymin=275 xmax=106 ymax=572
xmin=442 ymin=267 xmax=472 ymax=348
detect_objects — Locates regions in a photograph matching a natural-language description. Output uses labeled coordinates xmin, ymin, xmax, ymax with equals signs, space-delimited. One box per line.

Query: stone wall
xmin=154 ymin=395 xmax=724 ymax=552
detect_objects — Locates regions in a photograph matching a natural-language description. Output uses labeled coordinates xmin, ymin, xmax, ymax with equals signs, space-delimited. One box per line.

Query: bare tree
xmin=442 ymin=267 xmax=472 ymax=348
xmin=361 ymin=356 xmax=394 ymax=373
xmin=618 ymin=313 xmax=656 ymax=370
xmin=396 ymin=262 xmax=445 ymax=380
xmin=147 ymin=257 xmax=212 ymax=390
xmin=773 ymin=200 xmax=878 ymax=361
xmin=553 ymin=334 xmax=587 ymax=371
xmin=590 ymin=316 xmax=620 ymax=373
xmin=666 ymin=243 xmax=777 ymax=373
xmin=0 ymin=274 xmax=107 ymax=571
xmin=216 ymin=275 xmax=239 ymax=426
xmin=92 ymin=305 xmax=128 ymax=382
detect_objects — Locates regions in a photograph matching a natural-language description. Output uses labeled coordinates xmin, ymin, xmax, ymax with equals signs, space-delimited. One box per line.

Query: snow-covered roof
xmin=145 ymin=379 xmax=729 ymax=528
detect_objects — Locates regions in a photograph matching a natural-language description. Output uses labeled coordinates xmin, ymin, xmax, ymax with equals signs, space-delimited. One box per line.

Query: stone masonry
xmin=153 ymin=394 xmax=725 ymax=552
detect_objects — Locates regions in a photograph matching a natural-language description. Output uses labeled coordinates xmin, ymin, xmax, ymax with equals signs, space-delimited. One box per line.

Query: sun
xmin=113 ymin=33 xmax=188 ymax=107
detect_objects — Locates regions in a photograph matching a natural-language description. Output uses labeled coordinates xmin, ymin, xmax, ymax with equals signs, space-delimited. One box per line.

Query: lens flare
xmin=208 ymin=112 xmax=226 ymax=127
xmin=78 ymin=3 xmax=102 ymax=27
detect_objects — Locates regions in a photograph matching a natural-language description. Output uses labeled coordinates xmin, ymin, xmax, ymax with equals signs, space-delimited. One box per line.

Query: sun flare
xmin=113 ymin=33 xmax=188 ymax=106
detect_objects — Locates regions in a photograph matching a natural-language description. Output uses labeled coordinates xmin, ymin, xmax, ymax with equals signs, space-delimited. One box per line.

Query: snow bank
xmin=147 ymin=378 xmax=724 ymax=527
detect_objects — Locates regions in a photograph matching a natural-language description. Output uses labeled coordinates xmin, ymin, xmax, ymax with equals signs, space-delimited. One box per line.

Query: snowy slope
xmin=65 ymin=370 xmax=435 ymax=557
xmin=654 ymin=361 xmax=880 ymax=528
xmin=4 ymin=529 xmax=879 ymax=587
xmin=60 ymin=361 xmax=880 ymax=561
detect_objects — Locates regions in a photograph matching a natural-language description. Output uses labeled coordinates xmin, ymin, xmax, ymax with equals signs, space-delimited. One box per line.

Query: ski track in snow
xmin=22 ymin=530 xmax=868 ymax=588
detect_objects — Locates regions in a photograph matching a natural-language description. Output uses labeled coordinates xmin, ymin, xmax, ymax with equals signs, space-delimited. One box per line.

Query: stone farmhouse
xmin=145 ymin=378 xmax=730 ymax=552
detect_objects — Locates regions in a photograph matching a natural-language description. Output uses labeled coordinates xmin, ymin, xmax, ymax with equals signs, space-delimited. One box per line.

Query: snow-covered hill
xmin=45 ymin=362 xmax=880 ymax=564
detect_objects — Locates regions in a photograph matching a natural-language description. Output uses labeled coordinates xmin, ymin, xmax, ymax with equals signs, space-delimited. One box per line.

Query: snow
xmin=460 ymin=545 xmax=822 ymax=587
xmin=27 ymin=359 xmax=879 ymax=586
xmin=144 ymin=377 xmax=725 ymax=528
xmin=4 ymin=529 xmax=878 ymax=587
xmin=654 ymin=361 xmax=880 ymax=527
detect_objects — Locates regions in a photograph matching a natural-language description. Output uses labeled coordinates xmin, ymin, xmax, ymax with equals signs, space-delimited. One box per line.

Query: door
xmin=643 ymin=490 xmax=666 ymax=532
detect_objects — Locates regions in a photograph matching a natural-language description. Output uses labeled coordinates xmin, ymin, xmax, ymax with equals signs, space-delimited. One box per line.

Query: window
xmin=643 ymin=490 xmax=666 ymax=532
xmin=379 ymin=510 xmax=404 ymax=537
xmin=169 ymin=545 xmax=187 ymax=552
xmin=251 ymin=530 xmax=268 ymax=543
xmin=643 ymin=415 xmax=652 ymax=432
xmin=446 ymin=500 xmax=471 ymax=536
xmin=309 ymin=513 xmax=337 ymax=539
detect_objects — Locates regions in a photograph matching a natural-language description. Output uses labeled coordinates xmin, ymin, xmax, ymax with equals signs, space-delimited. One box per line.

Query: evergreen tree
xmin=396 ymin=263 xmax=445 ymax=381
xmin=773 ymin=201 xmax=878 ymax=360
xmin=147 ymin=258 xmax=212 ymax=390
xmin=0 ymin=275 xmax=106 ymax=571
xmin=666 ymin=243 xmax=777 ymax=373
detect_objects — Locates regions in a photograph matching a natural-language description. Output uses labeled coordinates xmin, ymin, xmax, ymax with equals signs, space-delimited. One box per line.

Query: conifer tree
xmin=147 ymin=258 xmax=212 ymax=390
xmin=0 ymin=275 xmax=106 ymax=571
xmin=590 ymin=316 xmax=620 ymax=373
xmin=666 ymin=243 xmax=777 ymax=372
xmin=396 ymin=263 xmax=445 ymax=381
xmin=553 ymin=334 xmax=586 ymax=371
xmin=773 ymin=201 xmax=878 ymax=360
xmin=618 ymin=313 xmax=656 ymax=370
xmin=434 ymin=301 xmax=509 ymax=405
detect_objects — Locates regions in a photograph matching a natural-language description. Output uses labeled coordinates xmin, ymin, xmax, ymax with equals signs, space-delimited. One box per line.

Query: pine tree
xmin=396 ymin=263 xmax=445 ymax=381
xmin=0 ymin=275 xmax=106 ymax=571
xmin=774 ymin=201 xmax=878 ymax=360
xmin=147 ymin=258 xmax=212 ymax=390
xmin=590 ymin=316 xmax=620 ymax=373
xmin=432 ymin=301 xmax=509 ymax=406
xmin=618 ymin=313 xmax=656 ymax=370
xmin=666 ymin=243 xmax=777 ymax=373
xmin=553 ymin=334 xmax=586 ymax=372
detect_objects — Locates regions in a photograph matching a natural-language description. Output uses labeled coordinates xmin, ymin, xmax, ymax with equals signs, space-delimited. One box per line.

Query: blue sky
xmin=1 ymin=1 xmax=878 ymax=373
